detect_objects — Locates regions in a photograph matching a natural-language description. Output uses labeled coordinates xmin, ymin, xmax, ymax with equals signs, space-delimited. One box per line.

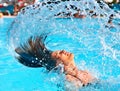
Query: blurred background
xmin=0 ymin=0 xmax=39 ymax=17
xmin=0 ymin=0 xmax=119 ymax=18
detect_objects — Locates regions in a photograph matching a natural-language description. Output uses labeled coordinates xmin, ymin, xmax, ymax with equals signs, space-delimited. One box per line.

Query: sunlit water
xmin=1 ymin=0 xmax=120 ymax=91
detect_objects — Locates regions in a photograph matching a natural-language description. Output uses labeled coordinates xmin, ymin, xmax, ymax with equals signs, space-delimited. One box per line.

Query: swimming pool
xmin=0 ymin=18 xmax=49 ymax=91
xmin=0 ymin=16 xmax=120 ymax=91
xmin=1 ymin=0 xmax=120 ymax=91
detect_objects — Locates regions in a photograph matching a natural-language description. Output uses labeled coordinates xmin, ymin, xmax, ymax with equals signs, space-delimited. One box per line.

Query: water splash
xmin=8 ymin=0 xmax=120 ymax=90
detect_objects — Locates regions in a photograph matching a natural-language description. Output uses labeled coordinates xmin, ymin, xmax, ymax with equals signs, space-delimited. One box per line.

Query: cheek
xmin=69 ymin=54 xmax=74 ymax=60
xmin=71 ymin=54 xmax=74 ymax=59
xmin=60 ymin=54 xmax=68 ymax=61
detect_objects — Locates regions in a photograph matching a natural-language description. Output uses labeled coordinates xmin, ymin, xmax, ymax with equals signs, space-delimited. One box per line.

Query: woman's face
xmin=51 ymin=50 xmax=74 ymax=64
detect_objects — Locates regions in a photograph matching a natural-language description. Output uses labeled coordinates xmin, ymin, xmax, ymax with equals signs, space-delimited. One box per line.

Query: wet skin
xmin=51 ymin=50 xmax=75 ymax=66
xmin=51 ymin=50 xmax=95 ymax=87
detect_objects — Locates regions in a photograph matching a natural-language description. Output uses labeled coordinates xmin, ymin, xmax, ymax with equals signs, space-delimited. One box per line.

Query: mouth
xmin=60 ymin=50 xmax=72 ymax=57
xmin=65 ymin=51 xmax=71 ymax=56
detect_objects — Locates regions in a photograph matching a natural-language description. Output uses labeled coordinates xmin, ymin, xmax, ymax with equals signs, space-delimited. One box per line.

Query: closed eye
xmin=55 ymin=52 xmax=59 ymax=59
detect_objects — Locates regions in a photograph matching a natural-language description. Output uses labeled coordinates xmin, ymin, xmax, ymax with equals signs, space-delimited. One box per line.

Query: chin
xmin=70 ymin=53 xmax=74 ymax=59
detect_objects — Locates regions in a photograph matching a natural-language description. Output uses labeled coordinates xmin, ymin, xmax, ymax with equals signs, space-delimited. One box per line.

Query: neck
xmin=63 ymin=60 xmax=78 ymax=77
xmin=66 ymin=59 xmax=76 ymax=67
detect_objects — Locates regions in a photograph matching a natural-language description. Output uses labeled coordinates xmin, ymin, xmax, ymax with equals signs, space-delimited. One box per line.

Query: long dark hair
xmin=15 ymin=35 xmax=57 ymax=71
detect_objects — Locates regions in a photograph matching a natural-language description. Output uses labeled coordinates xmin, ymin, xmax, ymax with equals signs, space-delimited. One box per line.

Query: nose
xmin=59 ymin=50 xmax=65 ymax=54
xmin=61 ymin=50 xmax=66 ymax=53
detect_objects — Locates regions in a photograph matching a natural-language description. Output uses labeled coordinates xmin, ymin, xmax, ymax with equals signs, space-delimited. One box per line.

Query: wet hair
xmin=15 ymin=35 xmax=57 ymax=71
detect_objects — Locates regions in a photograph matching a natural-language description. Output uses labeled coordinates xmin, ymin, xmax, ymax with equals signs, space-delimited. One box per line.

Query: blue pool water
xmin=0 ymin=16 xmax=120 ymax=91
xmin=0 ymin=1 xmax=120 ymax=90
xmin=0 ymin=18 xmax=49 ymax=91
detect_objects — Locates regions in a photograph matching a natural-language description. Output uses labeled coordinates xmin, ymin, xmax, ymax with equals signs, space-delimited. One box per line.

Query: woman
xmin=15 ymin=35 xmax=96 ymax=89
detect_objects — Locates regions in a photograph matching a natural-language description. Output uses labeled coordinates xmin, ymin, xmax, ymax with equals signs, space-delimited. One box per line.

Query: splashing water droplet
xmin=7 ymin=0 xmax=120 ymax=90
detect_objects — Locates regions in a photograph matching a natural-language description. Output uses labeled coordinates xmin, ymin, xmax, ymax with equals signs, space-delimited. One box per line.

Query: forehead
xmin=51 ymin=50 xmax=63 ymax=56
xmin=52 ymin=50 xmax=60 ymax=55
xmin=51 ymin=50 xmax=59 ymax=59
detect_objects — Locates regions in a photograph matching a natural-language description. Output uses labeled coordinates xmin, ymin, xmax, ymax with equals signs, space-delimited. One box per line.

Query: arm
xmin=66 ymin=74 xmax=83 ymax=88
xmin=64 ymin=64 xmax=95 ymax=85
xmin=76 ymin=70 xmax=94 ymax=85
